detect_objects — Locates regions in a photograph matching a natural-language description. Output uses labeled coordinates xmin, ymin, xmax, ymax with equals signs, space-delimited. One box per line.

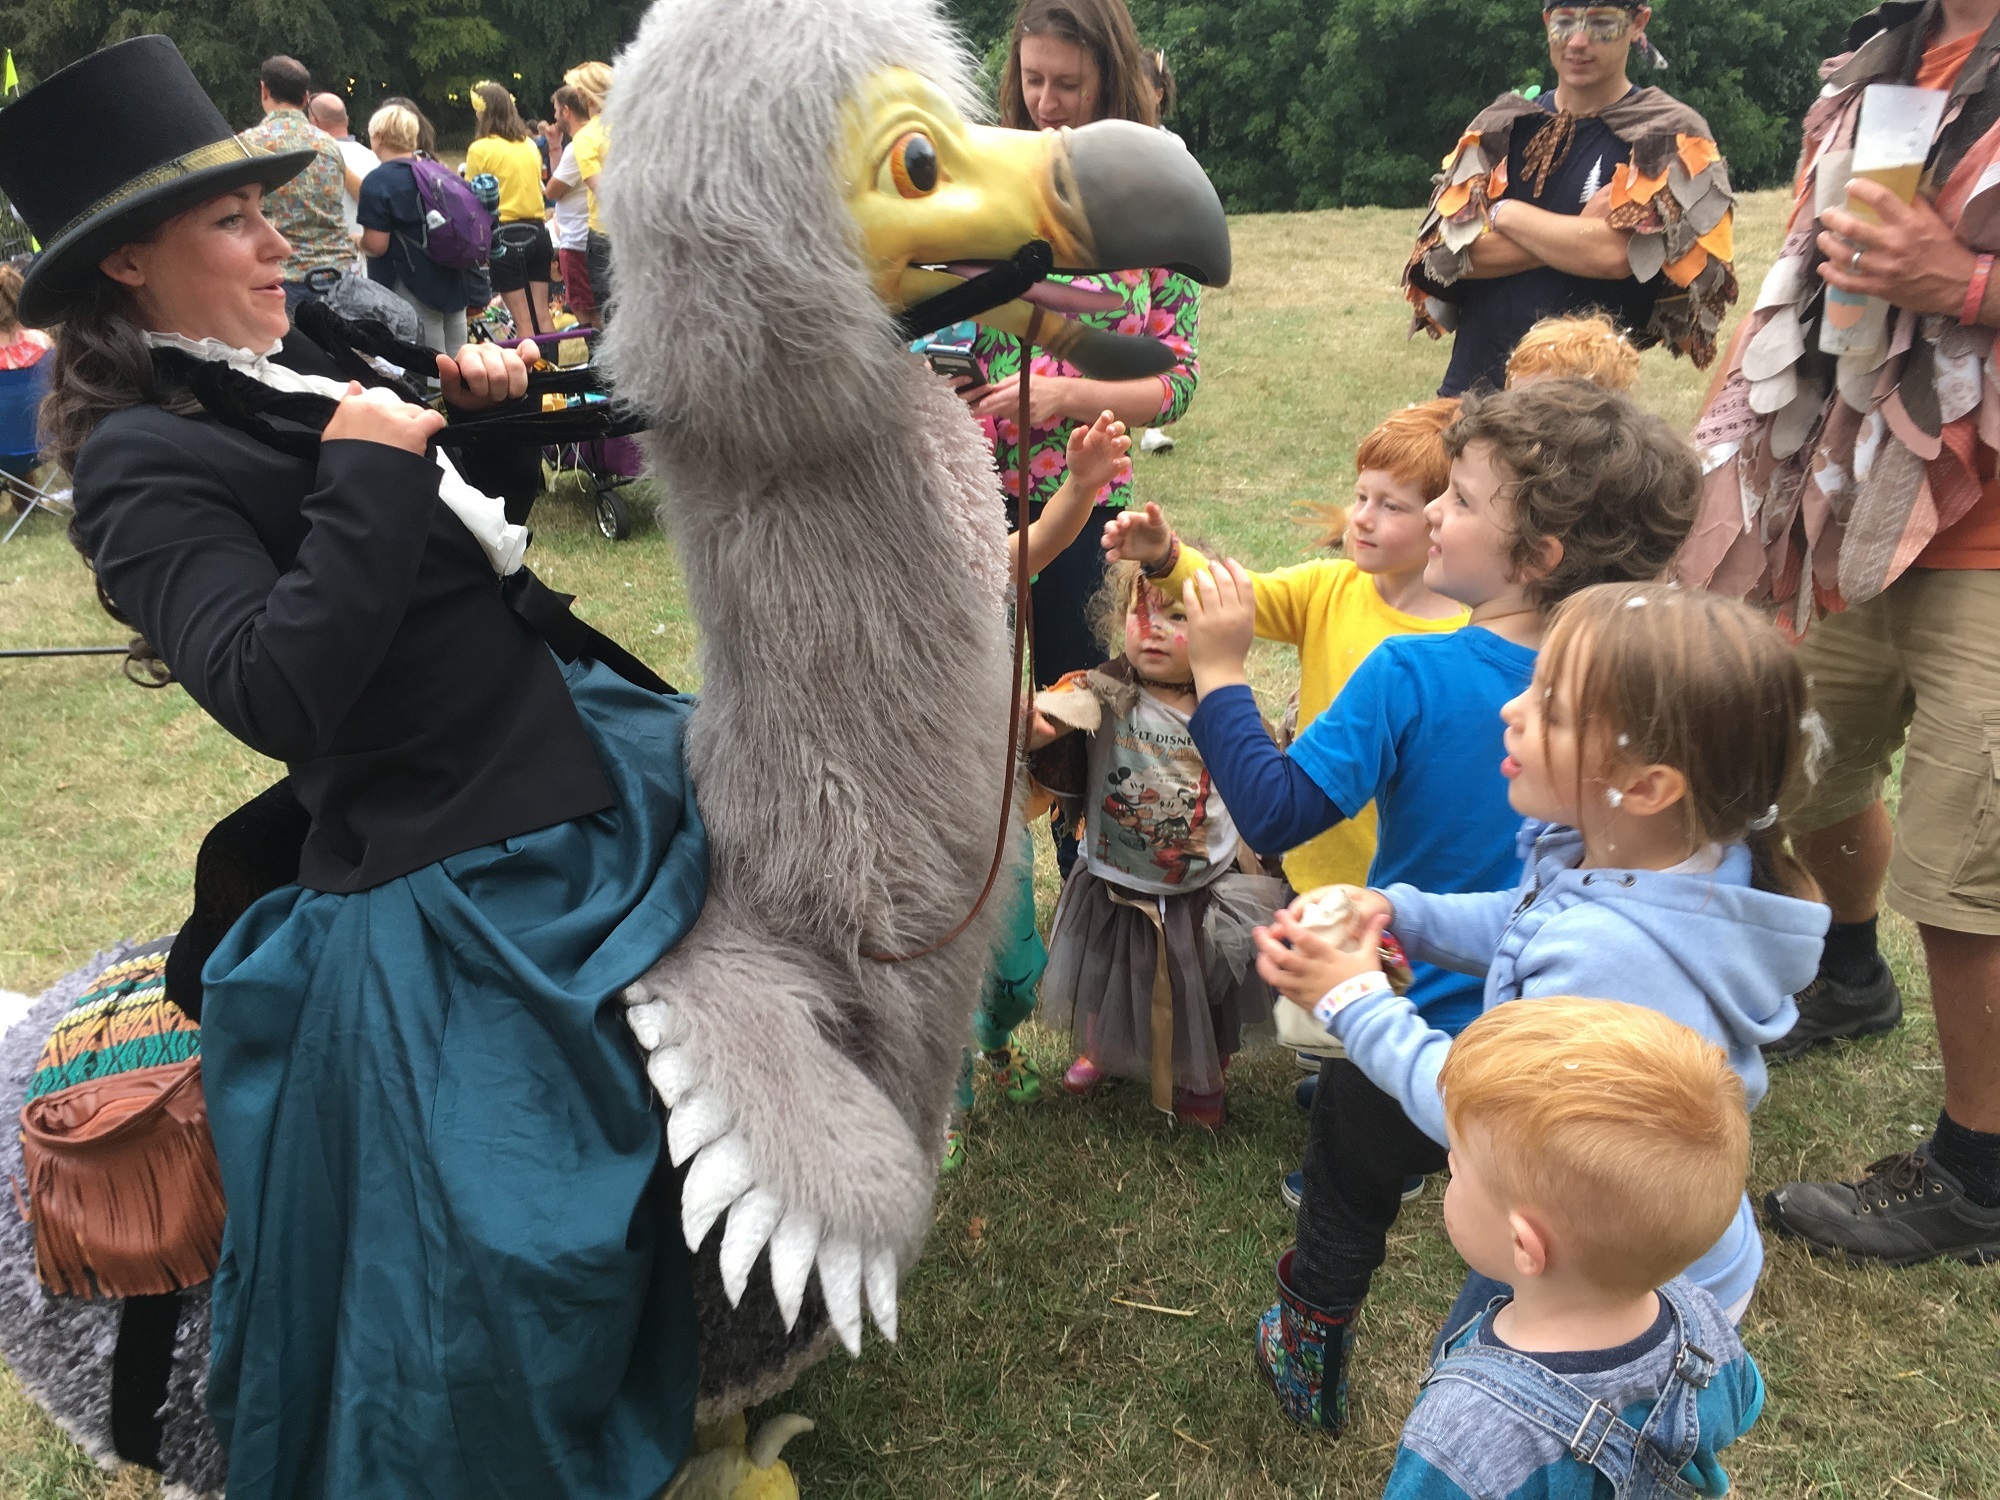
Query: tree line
xmin=9 ymin=0 xmax=1862 ymax=205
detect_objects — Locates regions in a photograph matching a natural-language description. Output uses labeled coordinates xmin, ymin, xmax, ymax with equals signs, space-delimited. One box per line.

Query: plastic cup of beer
xmin=1820 ymin=84 xmax=1950 ymax=356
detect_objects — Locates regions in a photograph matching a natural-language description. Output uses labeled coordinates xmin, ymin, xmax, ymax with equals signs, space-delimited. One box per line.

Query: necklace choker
xmin=1137 ymin=672 xmax=1196 ymax=696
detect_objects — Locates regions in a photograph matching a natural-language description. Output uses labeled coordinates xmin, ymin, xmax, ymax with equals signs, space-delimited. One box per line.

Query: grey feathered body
xmin=603 ymin=0 xmax=1016 ymax=1411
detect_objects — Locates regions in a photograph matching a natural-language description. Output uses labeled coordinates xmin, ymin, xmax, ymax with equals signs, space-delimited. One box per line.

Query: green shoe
xmin=940 ymin=1126 xmax=966 ymax=1174
xmin=984 ymin=1044 xmax=1043 ymax=1104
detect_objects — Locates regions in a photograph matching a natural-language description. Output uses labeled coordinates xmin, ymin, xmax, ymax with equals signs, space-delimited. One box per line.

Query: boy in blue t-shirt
xmin=1385 ymin=998 xmax=1764 ymax=1500
xmin=1176 ymin=379 xmax=1700 ymax=1435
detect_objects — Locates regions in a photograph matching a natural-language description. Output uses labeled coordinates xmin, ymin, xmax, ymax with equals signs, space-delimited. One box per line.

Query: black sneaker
xmin=1762 ymin=959 xmax=1902 ymax=1063
xmin=1765 ymin=1145 xmax=2000 ymax=1267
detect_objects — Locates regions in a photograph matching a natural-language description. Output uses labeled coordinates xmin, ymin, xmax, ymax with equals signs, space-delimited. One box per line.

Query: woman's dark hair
xmin=39 ymin=267 xmax=189 ymax=682
xmin=472 ymin=82 xmax=529 ymax=143
xmin=42 ymin=269 xmax=195 ymax=475
xmin=383 ymin=95 xmax=438 ymax=155
xmin=999 ymin=0 xmax=1158 ymax=130
xmin=1142 ymin=47 xmax=1176 ymax=121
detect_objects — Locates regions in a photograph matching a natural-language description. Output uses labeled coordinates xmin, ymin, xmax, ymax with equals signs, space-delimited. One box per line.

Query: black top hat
xmin=0 ymin=35 xmax=318 ymax=326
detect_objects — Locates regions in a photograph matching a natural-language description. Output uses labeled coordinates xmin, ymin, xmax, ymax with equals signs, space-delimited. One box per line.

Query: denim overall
xmin=1422 ymin=1280 xmax=1719 ymax=1499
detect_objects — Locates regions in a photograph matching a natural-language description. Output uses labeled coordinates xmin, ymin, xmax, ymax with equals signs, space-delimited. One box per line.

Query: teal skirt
xmin=201 ymin=660 xmax=709 ymax=1500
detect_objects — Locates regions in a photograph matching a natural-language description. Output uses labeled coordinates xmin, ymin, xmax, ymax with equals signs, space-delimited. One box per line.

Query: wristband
xmin=1311 ymin=972 xmax=1393 ymax=1032
xmin=1964 ymin=253 xmax=1994 ymax=327
xmin=1142 ymin=533 xmax=1181 ymax=580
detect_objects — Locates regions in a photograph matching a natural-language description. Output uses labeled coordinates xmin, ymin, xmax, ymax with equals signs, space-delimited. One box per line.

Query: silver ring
xmin=1851 ymin=246 xmax=1865 ymax=273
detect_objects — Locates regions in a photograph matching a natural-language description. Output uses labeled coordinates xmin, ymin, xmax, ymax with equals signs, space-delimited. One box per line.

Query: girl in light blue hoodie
xmin=1256 ymin=582 xmax=1831 ymax=1322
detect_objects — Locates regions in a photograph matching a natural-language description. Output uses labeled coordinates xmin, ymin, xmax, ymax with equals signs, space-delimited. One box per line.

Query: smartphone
xmin=924 ymin=344 xmax=984 ymax=385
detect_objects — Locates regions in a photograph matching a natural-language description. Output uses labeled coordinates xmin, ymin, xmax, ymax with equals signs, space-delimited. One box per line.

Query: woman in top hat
xmin=0 ymin=36 xmax=703 ymax=1499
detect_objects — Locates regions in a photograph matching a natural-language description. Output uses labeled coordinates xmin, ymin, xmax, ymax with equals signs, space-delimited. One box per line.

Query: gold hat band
xmin=51 ymin=136 xmax=258 ymax=246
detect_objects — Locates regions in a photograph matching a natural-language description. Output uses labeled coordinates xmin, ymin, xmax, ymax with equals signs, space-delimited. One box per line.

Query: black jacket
xmin=71 ymin=334 xmax=615 ymax=893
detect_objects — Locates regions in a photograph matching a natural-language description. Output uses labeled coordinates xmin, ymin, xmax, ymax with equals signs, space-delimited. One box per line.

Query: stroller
xmin=488 ymin=327 xmax=646 ymax=541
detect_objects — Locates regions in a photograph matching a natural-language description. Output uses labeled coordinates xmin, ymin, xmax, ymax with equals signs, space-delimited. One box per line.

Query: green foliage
xmin=0 ymin=0 xmax=647 ymax=137
xmin=947 ymin=0 xmax=1864 ymax=209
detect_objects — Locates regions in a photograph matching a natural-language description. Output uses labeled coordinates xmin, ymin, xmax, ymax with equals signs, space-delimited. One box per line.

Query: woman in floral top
xmin=962 ymin=0 xmax=1204 ymax=713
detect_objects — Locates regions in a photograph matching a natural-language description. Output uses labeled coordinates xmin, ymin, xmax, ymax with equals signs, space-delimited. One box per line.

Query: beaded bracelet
xmin=1964 ymin=253 xmax=1995 ymax=327
xmin=1310 ymin=972 xmax=1393 ymax=1032
xmin=1142 ymin=533 xmax=1182 ymax=580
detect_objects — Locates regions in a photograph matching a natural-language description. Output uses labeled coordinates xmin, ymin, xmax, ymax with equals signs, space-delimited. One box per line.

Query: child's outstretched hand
xmin=1065 ymin=410 xmax=1131 ymax=498
xmin=1102 ymin=501 xmax=1173 ymax=567
xmin=1255 ymin=906 xmax=1391 ymax=1013
xmin=1182 ymin=558 xmax=1256 ymax=694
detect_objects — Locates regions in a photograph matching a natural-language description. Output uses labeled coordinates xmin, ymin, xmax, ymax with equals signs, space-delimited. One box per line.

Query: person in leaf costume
xmin=1403 ymin=1 xmax=1737 ymax=396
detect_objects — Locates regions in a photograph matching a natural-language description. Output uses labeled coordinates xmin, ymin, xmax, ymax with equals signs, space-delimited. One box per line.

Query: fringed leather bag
xmin=16 ymin=939 xmax=224 ymax=1298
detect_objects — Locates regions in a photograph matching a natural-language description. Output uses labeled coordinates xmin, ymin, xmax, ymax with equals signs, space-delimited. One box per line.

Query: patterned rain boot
xmin=940 ymin=1126 xmax=965 ymax=1174
xmin=983 ymin=1041 xmax=1043 ymax=1103
xmin=1255 ymin=1248 xmax=1358 ymax=1435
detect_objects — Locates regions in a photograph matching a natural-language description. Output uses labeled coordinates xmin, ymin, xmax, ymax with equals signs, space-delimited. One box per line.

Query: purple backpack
xmin=402 ymin=156 xmax=491 ymax=269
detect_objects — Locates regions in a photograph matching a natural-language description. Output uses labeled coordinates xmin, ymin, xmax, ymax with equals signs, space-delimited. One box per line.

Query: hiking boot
xmin=984 ymin=1043 xmax=1043 ymax=1104
xmin=1255 ymin=1248 xmax=1357 ymax=1435
xmin=1762 ymin=959 xmax=1903 ymax=1063
xmin=1764 ymin=1145 xmax=2000 ymax=1267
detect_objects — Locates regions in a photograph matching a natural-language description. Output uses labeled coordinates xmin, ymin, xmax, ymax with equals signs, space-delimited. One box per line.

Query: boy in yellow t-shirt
xmin=1103 ymin=399 xmax=1467 ymax=894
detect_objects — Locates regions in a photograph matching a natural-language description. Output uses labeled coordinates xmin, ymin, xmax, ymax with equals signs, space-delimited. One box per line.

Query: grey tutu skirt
xmin=1041 ymin=867 xmax=1286 ymax=1106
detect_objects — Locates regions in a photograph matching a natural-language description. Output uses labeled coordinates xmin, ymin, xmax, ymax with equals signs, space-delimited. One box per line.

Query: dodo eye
xmin=888 ymin=132 xmax=939 ymax=198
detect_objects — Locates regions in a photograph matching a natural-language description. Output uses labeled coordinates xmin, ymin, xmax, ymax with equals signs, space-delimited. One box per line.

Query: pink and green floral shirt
xmin=973 ymin=267 xmax=1200 ymax=508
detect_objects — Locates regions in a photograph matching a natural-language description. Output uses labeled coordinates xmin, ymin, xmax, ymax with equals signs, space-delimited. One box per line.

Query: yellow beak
xmin=842 ymin=68 xmax=1230 ymax=378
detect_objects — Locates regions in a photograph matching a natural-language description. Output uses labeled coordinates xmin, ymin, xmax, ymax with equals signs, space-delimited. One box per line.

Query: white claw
xmin=626 ymin=999 xmax=670 ymax=1051
xmin=817 ymin=1237 xmax=864 ymax=1356
xmin=665 ymin=1090 xmax=732 ymax=1167
xmin=865 ymin=1246 xmax=900 ymax=1343
xmin=645 ymin=1046 xmax=698 ymax=1108
xmin=767 ymin=1210 xmax=821 ymax=1331
xmin=717 ymin=1187 xmax=783 ymax=1307
xmin=680 ymin=1135 xmax=753 ymax=1250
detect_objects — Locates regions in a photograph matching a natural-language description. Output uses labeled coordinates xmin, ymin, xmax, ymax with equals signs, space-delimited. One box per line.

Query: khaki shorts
xmin=1792 ymin=567 xmax=2000 ymax=934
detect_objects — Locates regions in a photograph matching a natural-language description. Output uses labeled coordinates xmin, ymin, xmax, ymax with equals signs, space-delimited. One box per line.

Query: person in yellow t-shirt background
xmin=565 ymin=61 xmax=615 ymax=320
xmin=1103 ymin=399 xmax=1469 ymax=899
xmin=465 ymin=82 xmax=554 ymax=336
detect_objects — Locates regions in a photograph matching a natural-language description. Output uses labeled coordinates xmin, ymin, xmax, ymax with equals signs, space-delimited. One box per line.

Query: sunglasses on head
xmin=1544 ymin=5 xmax=1637 ymax=43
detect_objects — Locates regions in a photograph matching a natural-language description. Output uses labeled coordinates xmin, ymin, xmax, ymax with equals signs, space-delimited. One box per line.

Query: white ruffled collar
xmin=145 ymin=329 xmax=528 ymax=577
xmin=143 ymin=330 xmax=331 ymax=389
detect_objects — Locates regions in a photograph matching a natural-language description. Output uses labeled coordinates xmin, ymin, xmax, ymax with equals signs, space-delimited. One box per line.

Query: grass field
xmin=2 ymin=188 xmax=1997 ymax=1498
